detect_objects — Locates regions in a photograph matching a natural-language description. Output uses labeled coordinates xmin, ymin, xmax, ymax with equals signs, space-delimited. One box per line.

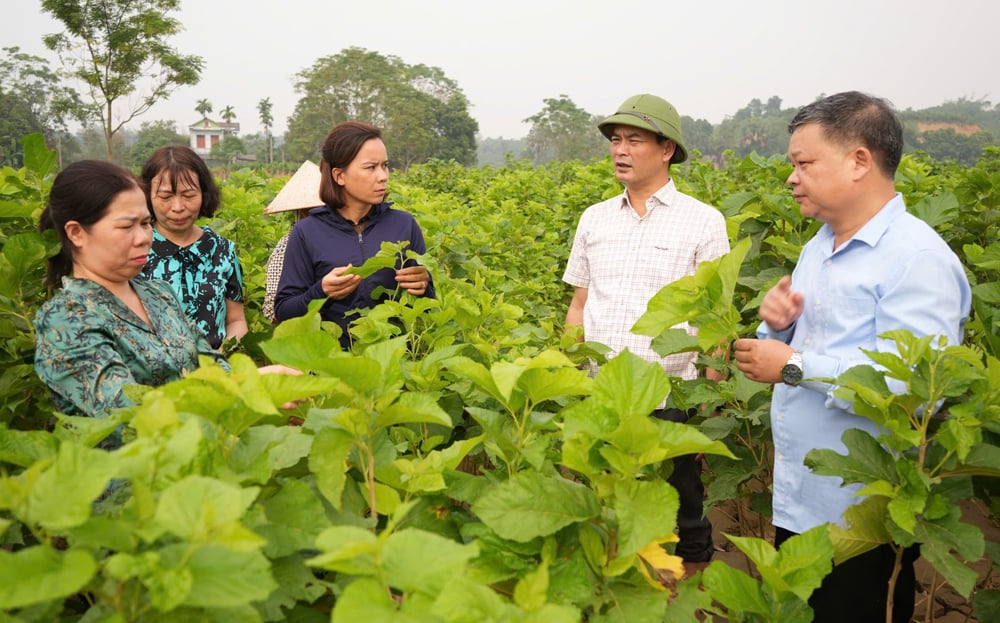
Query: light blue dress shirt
xmin=758 ymin=193 xmax=971 ymax=533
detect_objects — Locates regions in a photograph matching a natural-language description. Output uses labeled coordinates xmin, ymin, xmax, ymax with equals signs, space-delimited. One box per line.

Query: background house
xmin=188 ymin=117 xmax=239 ymax=156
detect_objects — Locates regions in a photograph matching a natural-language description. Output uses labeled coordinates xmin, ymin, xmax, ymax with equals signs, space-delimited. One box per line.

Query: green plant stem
xmin=366 ymin=444 xmax=377 ymax=520
xmin=885 ymin=543 xmax=905 ymax=622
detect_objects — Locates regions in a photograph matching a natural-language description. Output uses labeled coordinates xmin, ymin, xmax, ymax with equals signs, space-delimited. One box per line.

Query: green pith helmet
xmin=598 ymin=94 xmax=688 ymax=164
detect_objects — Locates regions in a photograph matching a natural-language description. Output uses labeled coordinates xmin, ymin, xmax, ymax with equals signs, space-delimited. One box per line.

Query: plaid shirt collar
xmin=618 ymin=178 xmax=677 ymax=215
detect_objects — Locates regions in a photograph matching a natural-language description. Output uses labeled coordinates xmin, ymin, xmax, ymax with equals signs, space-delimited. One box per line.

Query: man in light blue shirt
xmin=734 ymin=91 xmax=971 ymax=623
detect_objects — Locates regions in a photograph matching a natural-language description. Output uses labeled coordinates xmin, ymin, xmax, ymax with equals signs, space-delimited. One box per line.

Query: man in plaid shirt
xmin=563 ymin=93 xmax=730 ymax=574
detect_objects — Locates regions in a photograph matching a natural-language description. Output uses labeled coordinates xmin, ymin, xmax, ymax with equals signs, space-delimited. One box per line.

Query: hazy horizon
xmin=5 ymin=0 xmax=999 ymax=139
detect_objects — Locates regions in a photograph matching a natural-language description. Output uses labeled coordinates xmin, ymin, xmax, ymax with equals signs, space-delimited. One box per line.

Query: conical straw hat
xmin=263 ymin=160 xmax=324 ymax=214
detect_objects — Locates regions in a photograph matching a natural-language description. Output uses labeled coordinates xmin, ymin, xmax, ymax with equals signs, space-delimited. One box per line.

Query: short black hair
xmin=141 ymin=145 xmax=221 ymax=218
xmin=788 ymin=91 xmax=904 ymax=176
xmin=39 ymin=160 xmax=143 ymax=288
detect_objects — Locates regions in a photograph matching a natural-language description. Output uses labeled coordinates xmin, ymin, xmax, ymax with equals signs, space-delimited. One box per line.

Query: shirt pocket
xmin=638 ymin=239 xmax=699 ymax=279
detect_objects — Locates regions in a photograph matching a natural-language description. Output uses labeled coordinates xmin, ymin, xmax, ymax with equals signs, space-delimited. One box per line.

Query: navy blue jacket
xmin=274 ymin=202 xmax=433 ymax=346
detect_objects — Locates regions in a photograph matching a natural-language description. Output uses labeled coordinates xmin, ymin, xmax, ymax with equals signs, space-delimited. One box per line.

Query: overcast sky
xmin=5 ymin=0 xmax=999 ymax=140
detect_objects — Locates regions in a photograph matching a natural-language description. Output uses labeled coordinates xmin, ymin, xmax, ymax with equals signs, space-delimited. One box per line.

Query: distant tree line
xmin=2 ymin=2 xmax=998 ymax=172
xmin=503 ymin=94 xmax=1000 ymax=167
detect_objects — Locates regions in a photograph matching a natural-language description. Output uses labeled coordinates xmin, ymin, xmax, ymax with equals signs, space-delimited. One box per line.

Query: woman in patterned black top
xmin=140 ymin=145 xmax=247 ymax=349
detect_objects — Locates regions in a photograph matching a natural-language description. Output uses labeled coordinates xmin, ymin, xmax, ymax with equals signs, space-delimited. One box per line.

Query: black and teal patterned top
xmin=141 ymin=226 xmax=244 ymax=349
xmin=33 ymin=277 xmax=226 ymax=420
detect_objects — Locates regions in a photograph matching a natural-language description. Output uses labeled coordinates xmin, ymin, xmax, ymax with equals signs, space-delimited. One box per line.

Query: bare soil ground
xmin=706 ymin=499 xmax=998 ymax=622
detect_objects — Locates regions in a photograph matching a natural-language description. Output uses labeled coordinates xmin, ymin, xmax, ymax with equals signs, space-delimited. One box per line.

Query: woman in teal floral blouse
xmin=140 ymin=145 xmax=247 ymax=349
xmin=33 ymin=160 xmax=228 ymax=424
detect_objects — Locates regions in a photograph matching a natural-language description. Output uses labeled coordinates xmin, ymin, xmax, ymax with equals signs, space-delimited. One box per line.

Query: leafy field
xmin=1 ymin=134 xmax=998 ymax=622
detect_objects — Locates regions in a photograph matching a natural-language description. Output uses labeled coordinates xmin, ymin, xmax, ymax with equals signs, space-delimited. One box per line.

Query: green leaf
xmin=445 ymin=356 xmax=504 ymax=404
xmin=52 ymin=411 xmax=124 ymax=448
xmin=331 ymin=577 xmax=412 ymax=621
xmin=920 ymin=539 xmax=979 ymax=598
xmin=258 ymin=555 xmax=328 ymax=618
xmin=0 ymin=426 xmax=58 ymax=468
xmin=614 ymin=479 xmax=678 ymax=558
xmin=321 ymin=356 xmax=386 ymax=396
xmin=343 ymin=241 xmax=408 ymax=278
xmin=0 ymin=546 xmax=96 ymax=609
xmin=375 ymin=392 xmax=453 ymax=429
xmin=805 ymin=428 xmax=898 ymax=486
xmin=366 ymin=480 xmax=402 ymax=516
xmin=229 ymin=425 xmax=312 ymax=484
xmin=257 ymin=372 xmax=346 ymax=411
xmin=949 ymin=443 xmax=1000 ymax=478
xmin=429 ymin=577 xmax=510 ymax=621
xmin=632 ymin=237 xmax=750 ymax=343
xmin=490 ymin=361 xmax=526 ymax=403
xmin=182 ymin=546 xmax=277 ymax=608
xmin=887 ymin=461 xmax=932 ymax=535
xmin=973 ymin=589 xmax=1000 ymax=622
xmin=828 ymin=497 xmax=892 ymax=564
xmin=309 ymin=525 xmax=379 ymax=575
xmin=649 ymin=328 xmax=701 ymax=358
xmin=472 ymin=471 xmax=600 ymax=542
xmin=591 ymin=350 xmax=671 ymax=420
xmin=726 ymin=533 xmax=777 ymax=570
xmin=702 ymin=561 xmax=771 ymax=616
xmin=588 ymin=583 xmax=668 ymax=623
xmin=2 ymin=233 xmax=50 ymax=280
xmin=257 ymin=479 xmax=333 ymax=558
xmin=22 ymin=134 xmax=57 ymax=179
xmin=28 ymin=442 xmax=116 ymax=531
xmin=259 ymin=332 xmax=343 ymax=375
xmin=309 ymin=427 xmax=354 ymax=511
xmin=653 ymin=420 xmax=736 ymax=461
xmin=662 ymin=576 xmax=714 ymax=622
xmin=770 ymin=526 xmax=834 ymax=601
xmin=513 ymin=560 xmax=550 ymax=611
xmin=909 ymin=191 xmax=960 ymax=229
xmin=913 ymin=507 xmax=985 ymax=566
xmin=153 ymin=476 xmax=259 ymax=542
xmin=382 ymin=528 xmax=479 ymax=595
xmin=518 ymin=367 xmax=592 ymax=405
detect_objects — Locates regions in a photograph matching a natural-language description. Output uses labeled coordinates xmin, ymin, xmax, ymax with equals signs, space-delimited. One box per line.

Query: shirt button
xmin=825 ymin=260 xmax=832 ymax=266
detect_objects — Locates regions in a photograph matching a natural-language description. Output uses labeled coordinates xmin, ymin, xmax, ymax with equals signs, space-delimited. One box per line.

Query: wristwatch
xmin=781 ymin=352 xmax=804 ymax=386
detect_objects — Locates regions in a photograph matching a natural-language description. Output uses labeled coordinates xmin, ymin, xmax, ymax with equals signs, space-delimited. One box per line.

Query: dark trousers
xmin=775 ymin=526 xmax=919 ymax=623
xmin=653 ymin=408 xmax=713 ymax=563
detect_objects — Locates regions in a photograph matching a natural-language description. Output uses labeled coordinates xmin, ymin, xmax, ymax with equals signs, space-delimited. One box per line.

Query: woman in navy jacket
xmin=274 ymin=122 xmax=433 ymax=348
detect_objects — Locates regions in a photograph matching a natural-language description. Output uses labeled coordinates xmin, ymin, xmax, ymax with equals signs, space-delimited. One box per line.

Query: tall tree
xmin=713 ymin=96 xmax=794 ymax=159
xmin=0 ymin=46 xmax=84 ymax=163
xmin=195 ymin=98 xmax=213 ymax=118
xmin=523 ymin=95 xmax=605 ymax=164
xmin=680 ymin=116 xmax=715 ymax=160
xmin=210 ymin=134 xmax=245 ymax=172
xmin=220 ymin=105 xmax=236 ymax=124
xmin=0 ymin=91 xmax=45 ymax=167
xmin=128 ymin=119 xmax=187 ymax=168
xmin=257 ymin=97 xmax=274 ymax=163
xmin=284 ymin=47 xmax=478 ymax=168
xmin=76 ymin=125 xmax=127 ymax=164
xmin=41 ymin=0 xmax=203 ymax=161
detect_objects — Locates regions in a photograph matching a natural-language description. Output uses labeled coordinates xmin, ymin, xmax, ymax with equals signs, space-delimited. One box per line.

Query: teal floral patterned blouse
xmin=141 ymin=226 xmax=244 ymax=349
xmin=33 ymin=277 xmax=226 ymax=419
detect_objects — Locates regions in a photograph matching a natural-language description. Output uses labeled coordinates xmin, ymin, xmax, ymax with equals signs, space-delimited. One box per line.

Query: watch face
xmin=781 ymin=363 xmax=803 ymax=386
